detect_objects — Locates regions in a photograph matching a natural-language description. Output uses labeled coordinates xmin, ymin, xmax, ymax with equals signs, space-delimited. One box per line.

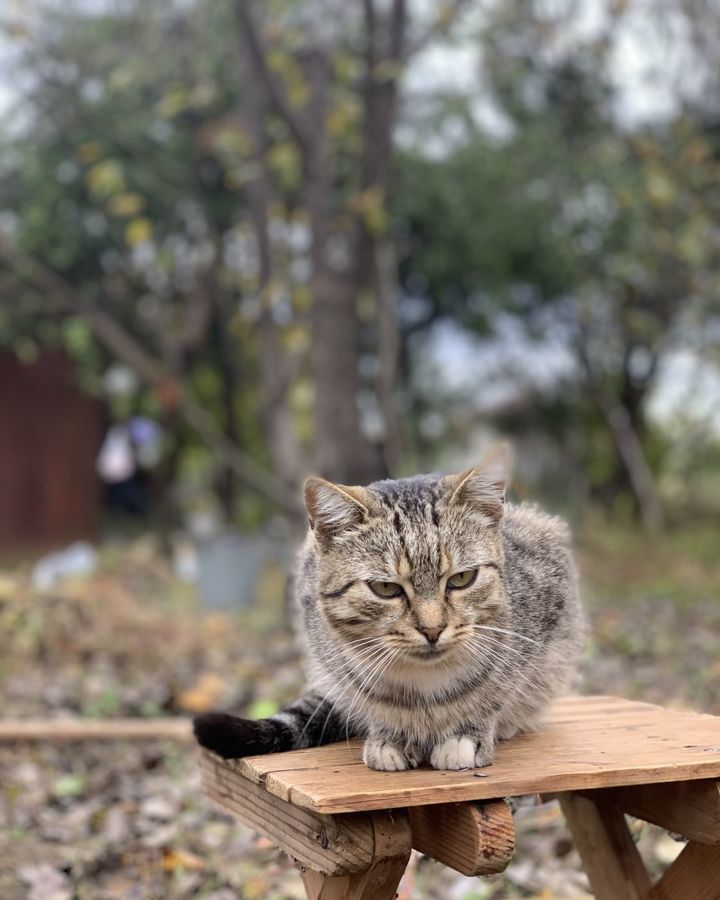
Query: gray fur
xmin=194 ymin=450 xmax=586 ymax=770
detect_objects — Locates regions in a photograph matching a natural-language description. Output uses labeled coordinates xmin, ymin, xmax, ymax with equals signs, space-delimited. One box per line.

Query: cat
xmin=194 ymin=446 xmax=585 ymax=771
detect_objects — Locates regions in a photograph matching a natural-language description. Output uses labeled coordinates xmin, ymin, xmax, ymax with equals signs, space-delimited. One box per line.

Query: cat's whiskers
xmin=343 ymin=646 xmax=401 ymax=742
xmin=466 ymin=632 xmax=538 ymax=670
xmin=474 ymin=624 xmax=540 ymax=646
xmin=343 ymin=647 xmax=403 ymax=743
xmin=464 ymin=633 xmax=547 ymax=682
xmin=458 ymin=643 xmax=534 ymax=698
xmin=316 ymin=644 xmax=397 ymax=746
xmin=299 ymin=644 xmax=389 ymax=744
xmin=316 ymin=642 xmax=387 ymax=685
xmin=464 ymin=644 xmax=543 ymax=683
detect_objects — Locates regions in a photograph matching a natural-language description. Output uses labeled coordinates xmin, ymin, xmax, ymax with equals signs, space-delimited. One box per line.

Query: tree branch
xmin=233 ymin=0 xmax=313 ymax=154
xmin=390 ymin=0 xmax=408 ymax=61
xmin=405 ymin=0 xmax=472 ymax=59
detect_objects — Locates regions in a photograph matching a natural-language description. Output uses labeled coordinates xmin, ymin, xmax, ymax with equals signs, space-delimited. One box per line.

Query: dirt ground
xmin=1 ymin=523 xmax=719 ymax=899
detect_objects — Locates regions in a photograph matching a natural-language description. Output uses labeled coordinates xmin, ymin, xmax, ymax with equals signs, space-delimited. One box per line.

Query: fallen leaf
xmin=162 ymin=848 xmax=206 ymax=872
xmin=176 ymin=672 xmax=226 ymax=712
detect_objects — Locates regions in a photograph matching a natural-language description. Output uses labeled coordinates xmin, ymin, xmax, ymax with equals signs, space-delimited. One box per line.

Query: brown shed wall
xmin=0 ymin=350 xmax=104 ymax=550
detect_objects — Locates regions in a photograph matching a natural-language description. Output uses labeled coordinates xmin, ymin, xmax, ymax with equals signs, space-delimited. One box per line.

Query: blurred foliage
xmin=0 ymin=0 xmax=719 ymax=528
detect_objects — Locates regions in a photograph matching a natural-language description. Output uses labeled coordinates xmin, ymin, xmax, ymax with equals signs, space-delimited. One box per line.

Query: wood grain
xmin=0 ymin=718 xmax=193 ymax=742
xmin=580 ymin=780 xmax=720 ymax=845
xmin=200 ymin=752 xmax=377 ymax=875
xmin=232 ymin=696 xmax=720 ymax=813
xmin=298 ymin=810 xmax=411 ymax=900
xmin=560 ymin=792 xmax=652 ymax=900
xmin=408 ymin=799 xmax=514 ymax=875
xmin=648 ymin=841 xmax=720 ymax=900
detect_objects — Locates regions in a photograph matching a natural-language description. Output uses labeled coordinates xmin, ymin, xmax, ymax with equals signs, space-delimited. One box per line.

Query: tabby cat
xmin=194 ymin=447 xmax=585 ymax=770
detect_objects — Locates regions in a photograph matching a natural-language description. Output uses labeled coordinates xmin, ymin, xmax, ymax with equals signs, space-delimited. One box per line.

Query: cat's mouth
xmin=407 ymin=644 xmax=449 ymax=661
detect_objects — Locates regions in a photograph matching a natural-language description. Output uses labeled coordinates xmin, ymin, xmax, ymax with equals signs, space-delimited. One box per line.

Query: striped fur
xmin=194 ymin=449 xmax=586 ymax=770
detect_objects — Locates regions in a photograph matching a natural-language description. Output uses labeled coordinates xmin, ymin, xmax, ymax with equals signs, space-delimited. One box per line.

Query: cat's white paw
xmin=430 ymin=735 xmax=478 ymax=770
xmin=363 ymin=738 xmax=416 ymax=771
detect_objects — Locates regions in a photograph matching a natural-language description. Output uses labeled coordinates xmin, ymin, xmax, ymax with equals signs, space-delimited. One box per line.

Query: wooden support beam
xmin=408 ymin=799 xmax=514 ymax=875
xmin=648 ymin=841 xmax=720 ymax=900
xmin=0 ymin=718 xmax=193 ymax=742
xmin=298 ymin=810 xmax=411 ymax=900
xmin=559 ymin=793 xmax=652 ymax=900
xmin=580 ymin=780 xmax=720 ymax=845
xmin=200 ymin=749 xmax=409 ymax=878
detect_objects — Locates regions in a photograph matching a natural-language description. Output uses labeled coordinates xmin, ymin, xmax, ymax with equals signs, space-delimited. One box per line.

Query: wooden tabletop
xmin=201 ymin=695 xmax=720 ymax=814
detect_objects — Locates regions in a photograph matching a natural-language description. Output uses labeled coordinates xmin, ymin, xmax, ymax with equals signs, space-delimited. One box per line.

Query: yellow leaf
xmin=77 ymin=141 xmax=103 ymax=164
xmin=157 ymin=86 xmax=189 ymax=119
xmin=267 ymin=50 xmax=309 ymax=108
xmin=265 ymin=141 xmax=301 ymax=189
xmin=203 ymin=613 xmax=233 ymax=637
xmin=645 ymin=170 xmax=675 ymax=209
xmin=211 ymin=124 xmax=253 ymax=158
xmin=326 ymin=101 xmax=360 ymax=138
xmin=291 ymin=285 xmax=312 ymax=314
xmin=86 ymin=160 xmax=124 ymax=198
xmin=348 ymin=187 xmax=388 ymax=235
xmin=107 ymin=192 xmax=145 ymax=217
xmin=282 ymin=324 xmax=310 ymax=354
xmin=175 ymin=672 xmax=226 ymax=713
xmin=161 ymin=849 xmax=206 ymax=872
xmin=125 ymin=217 xmax=153 ymax=246
xmin=0 ymin=575 xmax=19 ymax=598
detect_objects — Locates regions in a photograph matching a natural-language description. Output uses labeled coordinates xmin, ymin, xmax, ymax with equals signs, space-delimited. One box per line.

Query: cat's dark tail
xmin=193 ymin=692 xmax=351 ymax=759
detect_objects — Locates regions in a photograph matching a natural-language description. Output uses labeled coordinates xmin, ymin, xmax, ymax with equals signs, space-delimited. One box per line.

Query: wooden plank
xmin=559 ymin=793 xmax=652 ymax=900
xmin=580 ymin=780 xmax=720 ymax=845
xmin=408 ymin=799 xmax=514 ymax=875
xmin=233 ymin=697 xmax=720 ymax=813
xmin=200 ymin=751 xmax=377 ymax=875
xmin=298 ymin=810 xmax=411 ymax=900
xmin=648 ymin=841 xmax=720 ymax=900
xmin=239 ymin=696 xmax=660 ymax=785
xmin=0 ymin=718 xmax=193 ymax=742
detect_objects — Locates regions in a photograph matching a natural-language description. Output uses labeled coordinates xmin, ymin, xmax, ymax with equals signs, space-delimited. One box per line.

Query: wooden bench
xmin=199 ymin=695 xmax=720 ymax=899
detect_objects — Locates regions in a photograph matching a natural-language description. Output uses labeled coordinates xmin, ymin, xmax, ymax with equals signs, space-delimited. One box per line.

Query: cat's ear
xmin=444 ymin=443 xmax=512 ymax=522
xmin=304 ymin=477 xmax=373 ymax=538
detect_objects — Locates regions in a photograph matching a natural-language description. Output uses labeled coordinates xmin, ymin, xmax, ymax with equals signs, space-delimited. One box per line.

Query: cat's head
xmin=304 ymin=445 xmax=511 ymax=666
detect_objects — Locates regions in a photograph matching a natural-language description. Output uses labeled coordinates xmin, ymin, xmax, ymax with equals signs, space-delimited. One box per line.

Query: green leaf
xmin=53 ymin=773 xmax=87 ymax=798
xmin=247 ymin=699 xmax=280 ymax=719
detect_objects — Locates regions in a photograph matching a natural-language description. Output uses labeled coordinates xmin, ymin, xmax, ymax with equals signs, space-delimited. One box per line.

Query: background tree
xmin=1 ymin=0 xmax=719 ymax=533
xmin=395 ymin=0 xmax=720 ymax=528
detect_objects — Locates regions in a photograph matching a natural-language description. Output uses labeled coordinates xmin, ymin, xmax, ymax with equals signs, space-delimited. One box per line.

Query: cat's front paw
xmin=430 ymin=735 xmax=495 ymax=770
xmin=363 ymin=738 xmax=417 ymax=771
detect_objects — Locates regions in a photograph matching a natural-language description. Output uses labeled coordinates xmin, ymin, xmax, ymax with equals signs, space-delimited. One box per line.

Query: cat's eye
xmin=368 ymin=580 xmax=404 ymax=599
xmin=447 ymin=568 xmax=478 ymax=590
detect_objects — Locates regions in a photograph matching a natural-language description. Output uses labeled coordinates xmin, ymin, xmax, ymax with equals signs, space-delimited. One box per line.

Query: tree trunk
xmin=374 ymin=239 xmax=403 ymax=473
xmin=236 ymin=8 xmax=302 ymax=491
xmin=305 ymin=53 xmax=382 ymax=485
xmin=211 ymin=299 xmax=241 ymax=520
xmin=233 ymin=1 xmax=405 ymax=487
xmin=601 ymin=401 xmax=664 ymax=533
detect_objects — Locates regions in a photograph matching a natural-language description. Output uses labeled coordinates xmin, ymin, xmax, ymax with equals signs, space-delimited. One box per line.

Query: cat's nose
xmin=418 ymin=625 xmax=445 ymax=644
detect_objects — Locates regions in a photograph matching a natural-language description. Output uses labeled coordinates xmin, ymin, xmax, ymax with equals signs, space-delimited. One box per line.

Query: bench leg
xmin=561 ymin=790 xmax=720 ymax=900
xmin=299 ymin=856 xmax=408 ymax=900
xmin=647 ymin=841 xmax=720 ymax=900
xmin=559 ymin=793 xmax=652 ymax=900
xmin=297 ymin=809 xmax=411 ymax=900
